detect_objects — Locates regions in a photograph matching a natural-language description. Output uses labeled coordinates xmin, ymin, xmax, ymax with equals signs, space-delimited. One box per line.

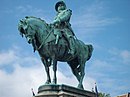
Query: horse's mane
xmin=25 ymin=16 xmax=48 ymax=27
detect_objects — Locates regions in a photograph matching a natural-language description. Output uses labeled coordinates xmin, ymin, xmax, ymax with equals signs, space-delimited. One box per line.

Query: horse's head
xmin=18 ymin=16 xmax=52 ymax=52
xmin=18 ymin=16 xmax=36 ymax=44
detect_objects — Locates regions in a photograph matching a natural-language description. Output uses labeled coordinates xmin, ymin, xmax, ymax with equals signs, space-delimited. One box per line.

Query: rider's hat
xmin=55 ymin=1 xmax=66 ymax=12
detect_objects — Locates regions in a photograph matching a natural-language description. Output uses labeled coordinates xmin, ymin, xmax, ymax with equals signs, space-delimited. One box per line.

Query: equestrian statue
xmin=18 ymin=1 xmax=93 ymax=89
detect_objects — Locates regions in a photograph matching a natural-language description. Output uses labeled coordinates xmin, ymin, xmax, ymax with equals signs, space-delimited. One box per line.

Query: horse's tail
xmin=86 ymin=44 xmax=93 ymax=60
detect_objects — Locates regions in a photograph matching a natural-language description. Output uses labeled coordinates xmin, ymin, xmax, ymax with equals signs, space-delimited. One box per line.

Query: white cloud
xmin=120 ymin=50 xmax=130 ymax=64
xmin=87 ymin=57 xmax=130 ymax=96
xmin=2 ymin=4 xmax=51 ymax=22
xmin=0 ymin=47 xmax=40 ymax=66
xmin=72 ymin=1 xmax=121 ymax=31
xmin=15 ymin=5 xmax=52 ymax=22
xmin=0 ymin=47 xmax=96 ymax=97
xmin=0 ymin=64 xmax=96 ymax=97
xmin=109 ymin=48 xmax=130 ymax=64
xmin=0 ymin=49 xmax=18 ymax=65
xmin=88 ymin=59 xmax=113 ymax=74
xmin=0 ymin=64 xmax=44 ymax=97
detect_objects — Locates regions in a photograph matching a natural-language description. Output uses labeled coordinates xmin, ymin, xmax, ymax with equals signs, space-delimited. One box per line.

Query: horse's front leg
xmin=41 ymin=57 xmax=51 ymax=84
xmin=52 ymin=59 xmax=57 ymax=84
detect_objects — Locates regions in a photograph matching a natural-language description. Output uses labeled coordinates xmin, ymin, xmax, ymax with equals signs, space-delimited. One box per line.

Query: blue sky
xmin=0 ymin=0 xmax=130 ymax=97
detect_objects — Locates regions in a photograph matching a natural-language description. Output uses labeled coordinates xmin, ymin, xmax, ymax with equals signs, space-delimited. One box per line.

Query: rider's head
xmin=55 ymin=1 xmax=66 ymax=12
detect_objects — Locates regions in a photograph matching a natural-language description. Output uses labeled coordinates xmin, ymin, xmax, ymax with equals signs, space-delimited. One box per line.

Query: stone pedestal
xmin=35 ymin=84 xmax=96 ymax=97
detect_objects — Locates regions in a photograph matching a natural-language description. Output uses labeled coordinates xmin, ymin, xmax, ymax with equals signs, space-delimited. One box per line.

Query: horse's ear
xmin=20 ymin=20 xmax=23 ymax=23
xmin=25 ymin=16 xmax=29 ymax=18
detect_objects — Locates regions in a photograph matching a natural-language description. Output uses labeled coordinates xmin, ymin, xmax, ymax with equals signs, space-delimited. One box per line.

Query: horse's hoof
xmin=52 ymin=79 xmax=57 ymax=84
xmin=78 ymin=84 xmax=84 ymax=90
xmin=45 ymin=81 xmax=51 ymax=84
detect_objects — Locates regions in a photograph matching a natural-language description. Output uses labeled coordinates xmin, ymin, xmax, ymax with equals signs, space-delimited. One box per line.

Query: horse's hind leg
xmin=67 ymin=61 xmax=81 ymax=88
xmin=68 ymin=59 xmax=85 ymax=89
xmin=41 ymin=57 xmax=51 ymax=84
xmin=78 ymin=62 xmax=85 ymax=89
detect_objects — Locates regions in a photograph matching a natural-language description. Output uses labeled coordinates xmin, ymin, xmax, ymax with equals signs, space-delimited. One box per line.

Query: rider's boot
xmin=68 ymin=37 xmax=75 ymax=56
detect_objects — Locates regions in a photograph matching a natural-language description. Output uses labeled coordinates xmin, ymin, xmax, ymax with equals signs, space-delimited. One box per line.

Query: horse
xmin=18 ymin=16 xmax=93 ymax=89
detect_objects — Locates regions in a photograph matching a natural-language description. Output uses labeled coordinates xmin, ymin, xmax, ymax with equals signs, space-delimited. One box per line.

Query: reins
xmin=37 ymin=26 xmax=53 ymax=51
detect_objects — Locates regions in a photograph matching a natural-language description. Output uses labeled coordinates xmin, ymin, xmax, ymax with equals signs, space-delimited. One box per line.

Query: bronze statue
xmin=18 ymin=1 xmax=93 ymax=89
xmin=52 ymin=1 xmax=75 ymax=55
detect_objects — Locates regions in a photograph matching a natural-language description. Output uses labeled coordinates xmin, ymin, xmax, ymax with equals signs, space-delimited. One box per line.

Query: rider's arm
xmin=58 ymin=9 xmax=72 ymax=22
xmin=52 ymin=9 xmax=72 ymax=25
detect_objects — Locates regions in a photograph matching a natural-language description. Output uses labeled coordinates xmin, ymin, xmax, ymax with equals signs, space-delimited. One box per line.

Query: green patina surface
xmin=18 ymin=1 xmax=93 ymax=89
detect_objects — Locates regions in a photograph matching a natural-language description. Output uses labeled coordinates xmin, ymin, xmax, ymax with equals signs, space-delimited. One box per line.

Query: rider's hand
xmin=52 ymin=20 xmax=58 ymax=25
xmin=52 ymin=18 xmax=61 ymax=25
xmin=49 ymin=23 xmax=54 ymax=28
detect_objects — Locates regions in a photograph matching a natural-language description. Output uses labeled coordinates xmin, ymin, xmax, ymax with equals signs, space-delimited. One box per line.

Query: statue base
xmin=35 ymin=84 xmax=96 ymax=97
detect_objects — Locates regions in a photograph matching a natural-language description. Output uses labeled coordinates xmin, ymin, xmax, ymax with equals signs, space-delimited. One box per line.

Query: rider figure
xmin=52 ymin=0 xmax=75 ymax=55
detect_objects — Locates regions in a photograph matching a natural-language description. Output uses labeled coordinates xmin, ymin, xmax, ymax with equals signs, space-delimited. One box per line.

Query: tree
xmin=98 ymin=92 xmax=111 ymax=97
